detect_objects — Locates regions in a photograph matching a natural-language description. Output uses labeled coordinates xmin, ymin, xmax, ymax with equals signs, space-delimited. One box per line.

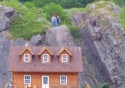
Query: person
xmin=85 ymin=82 xmax=90 ymax=88
xmin=56 ymin=16 xmax=61 ymax=26
xmin=8 ymin=83 xmax=12 ymax=88
xmin=51 ymin=15 xmax=57 ymax=27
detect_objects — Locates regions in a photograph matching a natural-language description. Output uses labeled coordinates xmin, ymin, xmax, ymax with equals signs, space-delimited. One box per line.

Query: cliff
xmin=0 ymin=1 xmax=125 ymax=88
xmin=72 ymin=1 xmax=125 ymax=88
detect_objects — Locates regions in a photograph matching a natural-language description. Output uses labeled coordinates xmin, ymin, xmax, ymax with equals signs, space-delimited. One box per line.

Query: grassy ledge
xmin=3 ymin=0 xmax=51 ymax=40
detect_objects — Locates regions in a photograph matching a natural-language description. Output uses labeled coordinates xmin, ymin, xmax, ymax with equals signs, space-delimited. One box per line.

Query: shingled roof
xmin=9 ymin=46 xmax=83 ymax=72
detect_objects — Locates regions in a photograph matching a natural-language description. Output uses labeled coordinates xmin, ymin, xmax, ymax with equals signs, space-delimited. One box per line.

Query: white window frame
xmin=62 ymin=54 xmax=68 ymax=62
xmin=24 ymin=54 xmax=30 ymax=62
xmin=60 ymin=75 xmax=67 ymax=85
xmin=43 ymin=54 xmax=49 ymax=62
xmin=24 ymin=75 xmax=31 ymax=85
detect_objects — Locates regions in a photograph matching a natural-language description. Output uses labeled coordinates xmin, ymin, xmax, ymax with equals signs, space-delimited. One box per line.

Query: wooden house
xmin=8 ymin=46 xmax=83 ymax=88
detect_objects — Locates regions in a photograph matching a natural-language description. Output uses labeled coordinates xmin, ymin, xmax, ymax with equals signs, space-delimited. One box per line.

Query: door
xmin=42 ymin=76 xmax=49 ymax=88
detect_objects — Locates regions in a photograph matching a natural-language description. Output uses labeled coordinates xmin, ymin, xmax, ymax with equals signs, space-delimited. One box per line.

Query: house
xmin=8 ymin=45 xmax=83 ymax=88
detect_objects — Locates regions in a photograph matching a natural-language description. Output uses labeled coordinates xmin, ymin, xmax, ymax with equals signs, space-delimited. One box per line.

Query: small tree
xmin=43 ymin=3 xmax=66 ymax=23
xmin=102 ymin=82 xmax=110 ymax=88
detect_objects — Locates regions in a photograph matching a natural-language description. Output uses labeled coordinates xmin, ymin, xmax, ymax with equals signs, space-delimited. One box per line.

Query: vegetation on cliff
xmin=2 ymin=0 xmax=73 ymax=40
xmin=3 ymin=0 xmax=50 ymax=40
xmin=1 ymin=0 xmax=125 ymax=40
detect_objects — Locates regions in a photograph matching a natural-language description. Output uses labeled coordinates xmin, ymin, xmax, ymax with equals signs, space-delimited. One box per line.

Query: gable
xmin=39 ymin=47 xmax=53 ymax=56
xmin=57 ymin=48 xmax=72 ymax=56
xmin=20 ymin=48 xmax=34 ymax=56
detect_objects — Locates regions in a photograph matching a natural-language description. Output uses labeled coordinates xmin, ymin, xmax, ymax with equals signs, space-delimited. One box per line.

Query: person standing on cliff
xmin=56 ymin=16 xmax=61 ymax=26
xmin=51 ymin=15 xmax=57 ymax=27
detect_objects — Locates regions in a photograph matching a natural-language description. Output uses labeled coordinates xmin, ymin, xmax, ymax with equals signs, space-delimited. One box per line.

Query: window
xmin=24 ymin=75 xmax=31 ymax=84
xmin=24 ymin=54 xmax=30 ymax=62
xmin=60 ymin=75 xmax=67 ymax=85
xmin=62 ymin=54 xmax=68 ymax=62
xmin=43 ymin=54 xmax=49 ymax=62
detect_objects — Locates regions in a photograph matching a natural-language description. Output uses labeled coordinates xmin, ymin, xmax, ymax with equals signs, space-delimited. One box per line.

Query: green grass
xmin=120 ymin=8 xmax=125 ymax=29
xmin=3 ymin=0 xmax=51 ymax=40
xmin=65 ymin=8 xmax=86 ymax=17
xmin=9 ymin=17 xmax=50 ymax=40
xmin=86 ymin=1 xmax=114 ymax=16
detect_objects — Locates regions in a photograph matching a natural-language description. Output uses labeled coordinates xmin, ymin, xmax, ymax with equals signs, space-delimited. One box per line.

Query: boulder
xmin=0 ymin=5 xmax=16 ymax=32
xmin=46 ymin=25 xmax=75 ymax=46
xmin=30 ymin=34 xmax=45 ymax=46
xmin=10 ymin=38 xmax=26 ymax=46
xmin=0 ymin=5 xmax=16 ymax=19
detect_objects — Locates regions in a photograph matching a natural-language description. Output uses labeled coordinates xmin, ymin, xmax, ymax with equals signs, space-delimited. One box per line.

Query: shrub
xmin=43 ymin=3 xmax=63 ymax=19
xmin=43 ymin=3 xmax=68 ymax=23
xmin=112 ymin=0 xmax=125 ymax=7
xmin=68 ymin=24 xmax=79 ymax=38
xmin=59 ymin=0 xmax=82 ymax=9
xmin=32 ymin=0 xmax=93 ymax=9
xmin=102 ymin=82 xmax=110 ymax=88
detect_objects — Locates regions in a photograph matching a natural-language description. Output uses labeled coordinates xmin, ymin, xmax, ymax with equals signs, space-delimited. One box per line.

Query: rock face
xmin=0 ymin=31 xmax=11 ymax=87
xmin=0 ymin=5 xmax=16 ymax=32
xmin=72 ymin=1 xmax=125 ymax=88
xmin=46 ymin=25 xmax=75 ymax=46
xmin=0 ymin=5 xmax=16 ymax=87
xmin=30 ymin=34 xmax=45 ymax=46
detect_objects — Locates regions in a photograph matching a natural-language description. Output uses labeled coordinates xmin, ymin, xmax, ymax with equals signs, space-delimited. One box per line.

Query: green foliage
xmin=32 ymin=0 xmax=93 ymax=9
xmin=120 ymin=9 xmax=125 ymax=29
xmin=68 ymin=24 xmax=79 ymax=39
xmin=102 ymin=82 xmax=110 ymax=88
xmin=3 ymin=0 xmax=50 ymax=40
xmin=43 ymin=3 xmax=69 ymax=24
xmin=32 ymin=0 xmax=49 ymax=8
xmin=65 ymin=8 xmax=86 ymax=17
xmin=59 ymin=0 xmax=82 ymax=8
xmin=112 ymin=0 xmax=125 ymax=7
xmin=24 ymin=1 xmax=35 ymax=8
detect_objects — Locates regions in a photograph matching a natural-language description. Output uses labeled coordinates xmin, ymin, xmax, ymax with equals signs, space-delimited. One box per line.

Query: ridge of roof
xmin=20 ymin=47 xmax=34 ymax=55
xmin=38 ymin=47 xmax=53 ymax=55
xmin=57 ymin=48 xmax=72 ymax=56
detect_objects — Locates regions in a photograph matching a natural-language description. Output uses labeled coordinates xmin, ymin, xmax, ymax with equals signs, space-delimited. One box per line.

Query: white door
xmin=42 ymin=76 xmax=49 ymax=88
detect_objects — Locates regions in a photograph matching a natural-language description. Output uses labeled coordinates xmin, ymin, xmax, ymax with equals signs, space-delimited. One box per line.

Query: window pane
xmin=25 ymin=55 xmax=29 ymax=57
xmin=60 ymin=76 xmax=67 ymax=84
xmin=63 ymin=58 xmax=66 ymax=61
xmin=62 ymin=54 xmax=67 ymax=62
xmin=24 ymin=76 xmax=31 ymax=84
xmin=43 ymin=77 xmax=48 ymax=84
xmin=43 ymin=55 xmax=48 ymax=62
xmin=44 ymin=55 xmax=48 ymax=59
xmin=24 ymin=54 xmax=30 ymax=62
xmin=25 ymin=80 xmax=30 ymax=83
xmin=25 ymin=58 xmax=29 ymax=61
xmin=63 ymin=55 xmax=66 ymax=58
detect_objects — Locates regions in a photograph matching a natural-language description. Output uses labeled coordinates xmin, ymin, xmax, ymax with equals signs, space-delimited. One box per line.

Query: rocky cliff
xmin=0 ymin=1 xmax=125 ymax=88
xmin=0 ymin=5 xmax=16 ymax=87
xmin=72 ymin=1 xmax=125 ymax=88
